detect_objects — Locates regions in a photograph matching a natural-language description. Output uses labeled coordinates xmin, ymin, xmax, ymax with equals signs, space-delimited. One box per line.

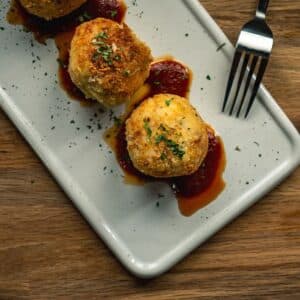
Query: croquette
xmin=19 ymin=0 xmax=87 ymax=20
xmin=68 ymin=18 xmax=153 ymax=107
xmin=126 ymin=94 xmax=209 ymax=178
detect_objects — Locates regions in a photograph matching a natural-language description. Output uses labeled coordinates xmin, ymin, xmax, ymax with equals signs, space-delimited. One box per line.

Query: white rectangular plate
xmin=0 ymin=0 xmax=299 ymax=278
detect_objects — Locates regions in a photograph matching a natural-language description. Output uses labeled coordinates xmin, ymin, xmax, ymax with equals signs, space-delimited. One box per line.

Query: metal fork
xmin=222 ymin=0 xmax=273 ymax=118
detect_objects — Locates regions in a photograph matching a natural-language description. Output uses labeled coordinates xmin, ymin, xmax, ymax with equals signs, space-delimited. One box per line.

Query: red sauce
xmin=174 ymin=130 xmax=226 ymax=216
xmin=7 ymin=0 xmax=127 ymax=103
xmin=146 ymin=60 xmax=191 ymax=97
xmin=106 ymin=60 xmax=226 ymax=216
xmin=86 ymin=0 xmax=126 ymax=22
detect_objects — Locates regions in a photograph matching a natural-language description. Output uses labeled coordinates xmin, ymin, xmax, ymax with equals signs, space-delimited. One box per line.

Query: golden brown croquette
xmin=68 ymin=18 xmax=153 ymax=107
xmin=126 ymin=94 xmax=209 ymax=178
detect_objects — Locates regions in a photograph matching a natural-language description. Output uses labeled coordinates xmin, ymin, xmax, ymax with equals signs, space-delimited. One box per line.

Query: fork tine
xmin=222 ymin=50 xmax=242 ymax=112
xmin=236 ymin=56 xmax=259 ymax=118
xmin=229 ymin=53 xmax=250 ymax=115
xmin=244 ymin=57 xmax=269 ymax=118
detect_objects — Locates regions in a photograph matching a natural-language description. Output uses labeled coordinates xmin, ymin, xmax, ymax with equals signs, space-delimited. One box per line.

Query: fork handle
xmin=256 ymin=0 xmax=270 ymax=19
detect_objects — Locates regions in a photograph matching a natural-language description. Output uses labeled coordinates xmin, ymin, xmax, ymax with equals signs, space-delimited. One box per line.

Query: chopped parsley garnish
xmin=155 ymin=134 xmax=166 ymax=144
xmin=114 ymin=54 xmax=121 ymax=61
xmin=160 ymin=153 xmax=167 ymax=160
xmin=56 ymin=58 xmax=67 ymax=69
xmin=165 ymin=97 xmax=174 ymax=106
xmin=123 ymin=70 xmax=131 ymax=77
xmin=158 ymin=124 xmax=167 ymax=132
xmin=93 ymin=43 xmax=113 ymax=65
xmin=206 ymin=75 xmax=211 ymax=80
xmin=143 ymin=118 xmax=152 ymax=137
xmin=155 ymin=134 xmax=185 ymax=159
xmin=92 ymin=32 xmax=115 ymax=66
xmin=110 ymin=10 xmax=118 ymax=18
xmin=78 ymin=12 xmax=92 ymax=23
xmin=92 ymin=40 xmax=106 ymax=46
xmin=153 ymin=81 xmax=161 ymax=86
xmin=113 ymin=117 xmax=122 ymax=127
xmin=165 ymin=140 xmax=185 ymax=159
xmin=96 ymin=31 xmax=109 ymax=40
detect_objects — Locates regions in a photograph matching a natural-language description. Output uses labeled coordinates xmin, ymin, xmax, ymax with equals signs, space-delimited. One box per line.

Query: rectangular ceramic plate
xmin=0 ymin=0 xmax=299 ymax=278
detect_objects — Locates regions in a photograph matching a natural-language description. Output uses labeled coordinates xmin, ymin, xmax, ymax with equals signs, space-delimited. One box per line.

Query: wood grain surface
xmin=0 ymin=0 xmax=299 ymax=299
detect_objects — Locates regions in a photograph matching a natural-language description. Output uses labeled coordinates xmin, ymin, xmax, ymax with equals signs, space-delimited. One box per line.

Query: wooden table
xmin=1 ymin=1 xmax=299 ymax=298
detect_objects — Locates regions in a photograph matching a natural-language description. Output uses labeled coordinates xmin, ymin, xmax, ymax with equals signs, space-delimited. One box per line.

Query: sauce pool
xmin=146 ymin=60 xmax=191 ymax=97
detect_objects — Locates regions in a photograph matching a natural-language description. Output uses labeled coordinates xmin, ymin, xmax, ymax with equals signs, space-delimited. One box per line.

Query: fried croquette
xmin=126 ymin=94 xmax=209 ymax=178
xmin=68 ymin=18 xmax=153 ymax=107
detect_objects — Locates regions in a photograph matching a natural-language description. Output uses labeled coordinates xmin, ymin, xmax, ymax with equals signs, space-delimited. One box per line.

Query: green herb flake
xmin=155 ymin=134 xmax=166 ymax=144
xmin=92 ymin=40 xmax=106 ymax=46
xmin=165 ymin=139 xmax=185 ymax=159
xmin=143 ymin=118 xmax=152 ymax=138
xmin=110 ymin=10 xmax=118 ymax=18
xmin=155 ymin=134 xmax=185 ymax=159
xmin=165 ymin=97 xmax=174 ymax=106
xmin=113 ymin=117 xmax=122 ymax=127
xmin=114 ymin=54 xmax=121 ymax=61
xmin=206 ymin=75 xmax=211 ymax=80
xmin=96 ymin=31 xmax=109 ymax=40
xmin=158 ymin=124 xmax=167 ymax=132
xmin=78 ymin=12 xmax=91 ymax=23
xmin=153 ymin=81 xmax=161 ymax=86
xmin=92 ymin=42 xmax=113 ymax=66
xmin=123 ymin=70 xmax=131 ymax=77
xmin=56 ymin=58 xmax=67 ymax=69
xmin=160 ymin=153 xmax=167 ymax=160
